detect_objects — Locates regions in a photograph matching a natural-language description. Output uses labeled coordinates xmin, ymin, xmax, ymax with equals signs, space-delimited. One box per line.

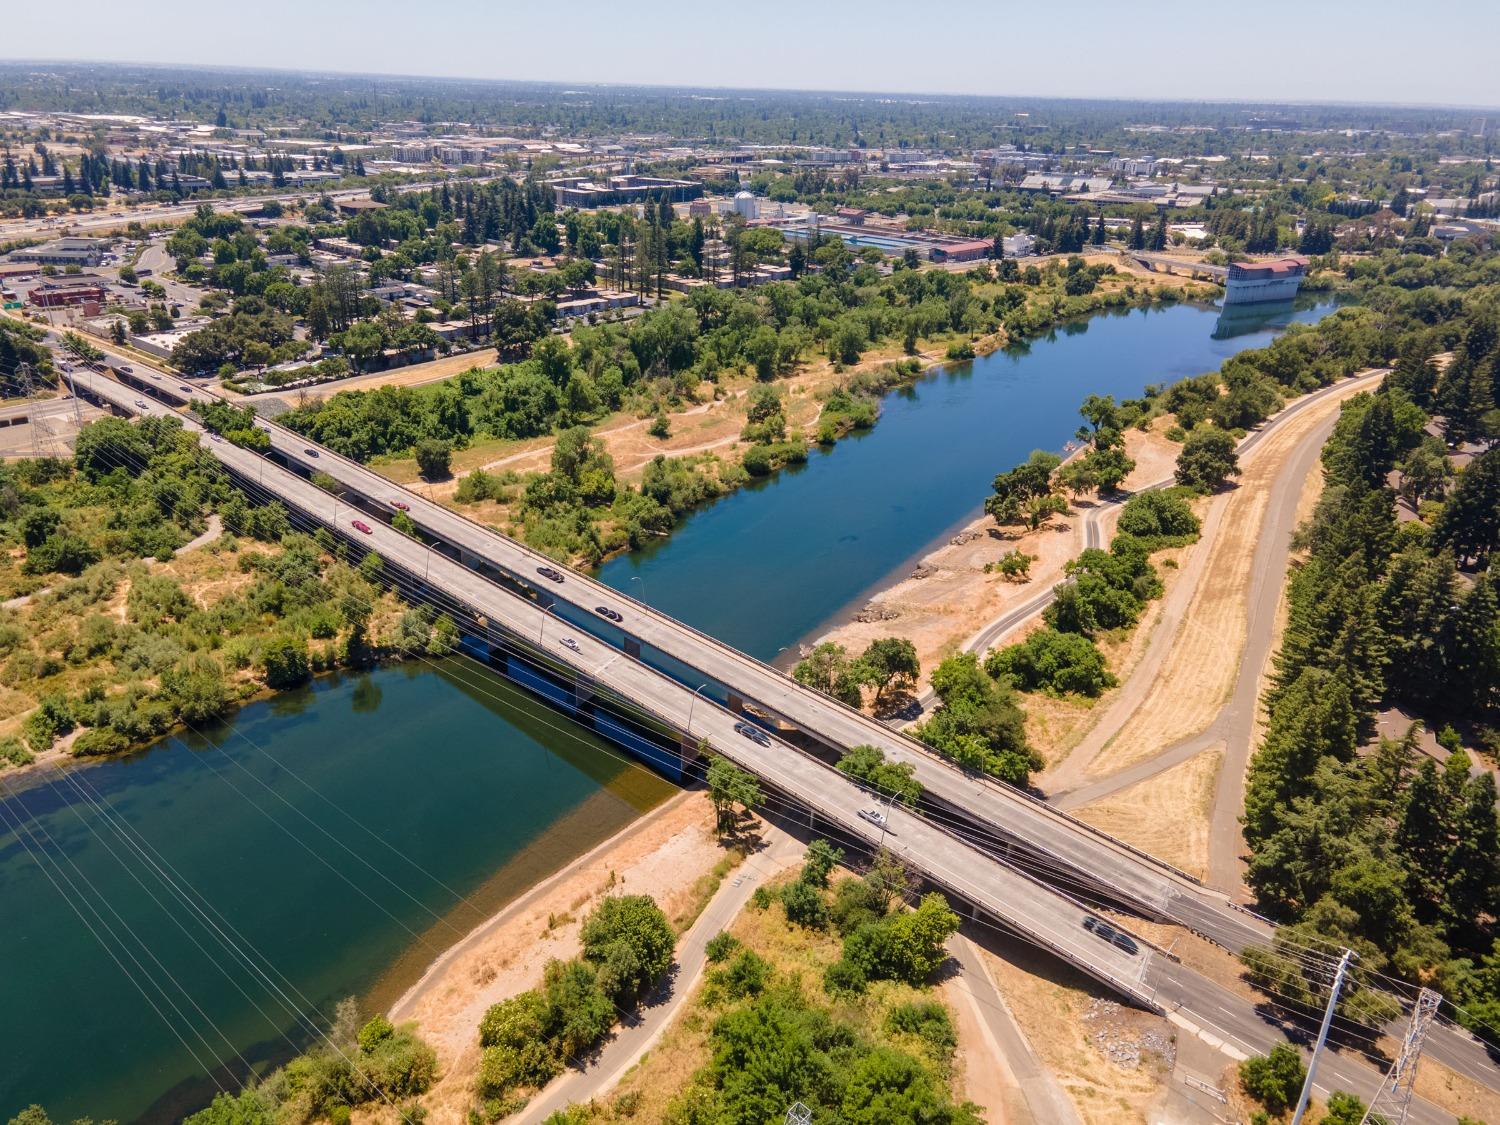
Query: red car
xmin=351 ymin=520 xmax=372 ymax=535
xmin=391 ymin=500 xmax=410 ymax=511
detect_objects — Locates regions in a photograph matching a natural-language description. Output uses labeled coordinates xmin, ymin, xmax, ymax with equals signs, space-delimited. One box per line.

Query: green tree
xmin=706 ymin=754 xmax=763 ymax=834
xmin=580 ymin=894 xmax=675 ymax=1006
xmin=413 ymin=438 xmax=452 ymax=480
xmin=1175 ymin=426 xmax=1241 ymax=492
xmin=859 ymin=637 xmax=920 ymax=706
xmin=1238 ymin=1044 xmax=1305 ymax=1116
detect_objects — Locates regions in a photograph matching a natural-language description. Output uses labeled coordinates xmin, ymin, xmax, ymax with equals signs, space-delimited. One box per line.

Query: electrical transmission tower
xmin=1359 ymin=988 xmax=1441 ymax=1125
xmin=784 ymin=1102 xmax=812 ymax=1125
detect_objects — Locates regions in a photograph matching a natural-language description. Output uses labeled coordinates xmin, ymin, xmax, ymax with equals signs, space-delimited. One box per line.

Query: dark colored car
xmin=351 ymin=520 xmax=372 ymax=535
xmin=179 ymin=385 xmax=192 ymax=393
xmin=304 ymin=447 xmax=319 ymax=458
xmin=734 ymin=721 xmax=771 ymax=747
xmin=536 ymin=566 xmax=565 ymax=583
xmin=1083 ymin=916 xmax=1139 ymax=956
xmin=595 ymin=606 xmax=623 ymax=623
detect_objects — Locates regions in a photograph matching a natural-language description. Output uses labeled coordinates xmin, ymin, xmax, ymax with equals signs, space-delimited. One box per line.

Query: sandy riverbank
xmin=799 ymin=418 xmax=1184 ymax=697
xmin=386 ymin=789 xmax=733 ymax=1125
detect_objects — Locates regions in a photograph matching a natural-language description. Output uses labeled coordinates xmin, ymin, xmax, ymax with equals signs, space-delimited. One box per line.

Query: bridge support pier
xmin=726 ymin=693 xmax=746 ymax=715
xmin=623 ymin=636 xmax=641 ymax=659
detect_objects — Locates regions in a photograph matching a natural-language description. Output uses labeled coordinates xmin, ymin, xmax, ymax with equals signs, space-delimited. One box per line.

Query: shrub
xmin=579 ymin=894 xmax=675 ymax=1007
xmin=1238 ymin=1043 xmax=1306 ymax=1115
xmin=0 ymin=736 xmax=34 ymax=768
xmin=823 ymin=957 xmax=868 ymax=997
xmin=1116 ymin=489 xmax=1201 ymax=548
xmin=713 ymin=950 xmax=771 ymax=999
xmin=705 ymin=932 xmax=741 ymax=963
xmin=260 ymin=634 xmax=310 ymax=689
xmin=780 ymin=880 xmax=829 ymax=929
xmin=886 ymin=1000 xmax=957 ymax=1059
xmin=992 ymin=549 xmax=1033 ymax=581
xmin=986 ymin=628 xmax=1117 ymax=697
xmin=71 ymin=727 xmax=132 ymax=757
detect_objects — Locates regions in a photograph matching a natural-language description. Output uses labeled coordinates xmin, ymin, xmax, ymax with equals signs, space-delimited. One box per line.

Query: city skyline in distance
xmin=5 ymin=0 xmax=1500 ymax=110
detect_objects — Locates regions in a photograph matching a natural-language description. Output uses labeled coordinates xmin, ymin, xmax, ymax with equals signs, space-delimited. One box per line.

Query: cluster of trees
xmin=986 ymin=491 xmax=1196 ymax=700
xmin=0 ymin=415 xmax=417 ymax=766
xmin=0 ymin=319 xmax=52 ymax=397
xmin=1240 ymin=315 xmax=1500 ymax=1041
xmin=913 ymin=651 xmax=1040 ymax=785
xmin=791 ymin=636 xmax=920 ymax=711
xmin=660 ymin=875 xmax=974 ymax=1125
xmin=181 ymin=1002 xmax=436 ymax=1125
xmin=474 ymin=894 xmax=674 ymax=1115
xmin=836 ymin=744 xmax=923 ymax=807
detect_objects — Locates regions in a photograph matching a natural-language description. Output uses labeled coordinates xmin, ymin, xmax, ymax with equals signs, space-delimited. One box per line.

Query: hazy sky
xmin=7 ymin=0 xmax=1500 ymax=107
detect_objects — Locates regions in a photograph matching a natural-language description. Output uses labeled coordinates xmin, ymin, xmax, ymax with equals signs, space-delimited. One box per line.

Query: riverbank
xmin=386 ymin=789 xmax=733 ymax=1124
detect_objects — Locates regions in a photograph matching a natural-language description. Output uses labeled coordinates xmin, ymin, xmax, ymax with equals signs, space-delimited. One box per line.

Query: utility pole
xmin=1290 ymin=949 xmax=1356 ymax=1125
xmin=1359 ymin=988 xmax=1441 ymax=1125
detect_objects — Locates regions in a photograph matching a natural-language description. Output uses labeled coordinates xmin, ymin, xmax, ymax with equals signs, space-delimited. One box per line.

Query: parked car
xmin=351 ymin=520 xmax=372 ymax=535
xmin=734 ymin=721 xmax=771 ymax=747
xmin=594 ymin=606 xmax=623 ymax=623
xmin=1082 ymin=916 xmax=1139 ymax=955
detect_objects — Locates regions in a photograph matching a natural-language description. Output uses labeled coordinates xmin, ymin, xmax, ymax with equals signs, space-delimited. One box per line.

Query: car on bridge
xmin=351 ymin=520 xmax=372 ymax=535
xmin=1083 ymin=915 xmax=1139 ymax=956
xmin=536 ymin=566 xmax=565 ymax=583
xmin=391 ymin=500 xmax=410 ymax=511
xmin=858 ymin=807 xmax=892 ymax=832
xmin=595 ymin=606 xmax=623 ymax=623
xmin=734 ymin=721 xmax=772 ymax=747
xmin=562 ymin=637 xmax=581 ymax=653
xmin=134 ymin=399 xmax=148 ymax=409
xmin=303 ymin=447 xmax=319 ymax=458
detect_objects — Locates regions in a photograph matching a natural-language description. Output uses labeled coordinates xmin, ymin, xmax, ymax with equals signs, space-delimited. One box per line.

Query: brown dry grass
xmin=1082 ymin=383 xmax=1369 ymax=780
xmin=395 ymin=792 xmax=726 ymax=1125
xmin=1072 ymin=746 xmax=1222 ymax=879
xmin=974 ymin=938 xmax=1169 ymax=1125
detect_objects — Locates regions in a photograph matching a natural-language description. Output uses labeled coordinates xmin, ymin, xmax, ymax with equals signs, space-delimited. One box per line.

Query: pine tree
xmin=1128 ymin=215 xmax=1145 ymax=250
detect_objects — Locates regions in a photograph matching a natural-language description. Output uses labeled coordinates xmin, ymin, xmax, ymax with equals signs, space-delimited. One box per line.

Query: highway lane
xmin=65 ymin=363 xmax=1500 ymax=1107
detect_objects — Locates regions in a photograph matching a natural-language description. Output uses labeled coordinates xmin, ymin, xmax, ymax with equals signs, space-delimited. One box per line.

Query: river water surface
xmin=0 ymin=296 xmax=1337 ymax=1122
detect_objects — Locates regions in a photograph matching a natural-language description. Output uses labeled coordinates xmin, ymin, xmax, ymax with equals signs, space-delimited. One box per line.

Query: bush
xmin=886 ymin=1000 xmax=957 ymax=1059
xmin=0 ymin=736 xmax=34 ymax=768
xmin=780 ymin=879 xmax=829 ymax=929
xmin=992 ymin=549 xmax=1033 ymax=581
xmin=71 ymin=727 xmax=132 ymax=757
xmin=705 ymin=932 xmax=741 ymax=963
xmin=823 ymin=957 xmax=868 ymax=997
xmin=1115 ymin=489 xmax=1201 ymax=548
xmin=713 ymin=949 xmax=771 ymax=999
xmin=1238 ymin=1043 xmax=1306 ymax=1115
xmin=260 ymin=634 xmax=310 ymax=689
xmin=579 ymin=894 xmax=675 ymax=1007
xmin=986 ymin=628 xmax=1117 ymax=697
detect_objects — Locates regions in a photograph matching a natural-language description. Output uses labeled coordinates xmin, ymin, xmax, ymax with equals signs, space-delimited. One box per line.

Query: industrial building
xmin=9 ymin=238 xmax=107 ymax=267
xmin=550 ymin=174 xmax=702 ymax=209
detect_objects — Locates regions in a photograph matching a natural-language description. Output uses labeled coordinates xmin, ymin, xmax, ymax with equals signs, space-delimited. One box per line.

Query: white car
xmin=133 ymin=399 xmax=148 ymax=409
xmin=561 ymin=637 xmax=581 ymax=653
xmin=858 ymin=808 xmax=891 ymax=832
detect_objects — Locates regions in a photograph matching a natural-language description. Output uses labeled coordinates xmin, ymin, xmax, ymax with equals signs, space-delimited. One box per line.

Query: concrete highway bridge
xmin=55 ymin=357 xmax=1499 ymax=1112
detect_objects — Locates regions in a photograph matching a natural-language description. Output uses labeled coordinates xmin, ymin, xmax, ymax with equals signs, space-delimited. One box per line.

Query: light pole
xmin=629 ymin=574 xmax=645 ymax=603
xmin=687 ymin=682 xmax=710 ymax=733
